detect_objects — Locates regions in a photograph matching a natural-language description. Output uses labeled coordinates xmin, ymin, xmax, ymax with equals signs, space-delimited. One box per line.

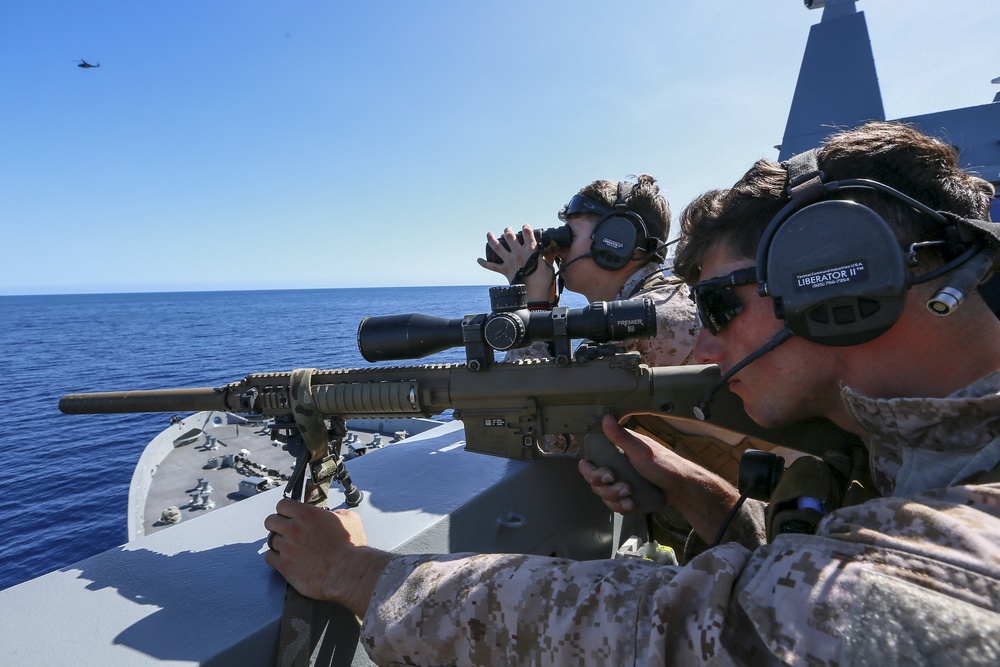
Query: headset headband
xmin=760 ymin=149 xmax=1000 ymax=270
xmin=615 ymin=181 xmax=635 ymax=209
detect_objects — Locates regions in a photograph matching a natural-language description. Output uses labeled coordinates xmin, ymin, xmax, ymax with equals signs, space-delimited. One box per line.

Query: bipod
xmin=276 ymin=369 xmax=363 ymax=667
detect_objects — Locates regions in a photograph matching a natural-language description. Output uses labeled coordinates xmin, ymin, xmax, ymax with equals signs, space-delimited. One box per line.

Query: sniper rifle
xmin=59 ymin=287 xmax=859 ymax=514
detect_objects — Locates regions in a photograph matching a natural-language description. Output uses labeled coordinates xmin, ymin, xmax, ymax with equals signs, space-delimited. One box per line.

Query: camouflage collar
xmin=842 ymin=370 xmax=1000 ymax=496
xmin=618 ymin=263 xmax=677 ymax=300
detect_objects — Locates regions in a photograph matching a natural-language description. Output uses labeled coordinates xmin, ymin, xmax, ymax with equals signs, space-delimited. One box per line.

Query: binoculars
xmin=483 ymin=226 xmax=573 ymax=265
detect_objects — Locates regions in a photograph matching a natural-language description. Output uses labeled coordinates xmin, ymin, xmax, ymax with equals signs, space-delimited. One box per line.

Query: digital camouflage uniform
xmin=360 ymin=370 xmax=1000 ymax=666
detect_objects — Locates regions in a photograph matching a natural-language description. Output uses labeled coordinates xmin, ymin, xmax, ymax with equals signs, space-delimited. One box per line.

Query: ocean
xmin=0 ymin=286 xmax=588 ymax=592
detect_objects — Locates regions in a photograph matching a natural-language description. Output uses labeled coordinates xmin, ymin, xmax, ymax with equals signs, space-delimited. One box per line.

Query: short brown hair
xmin=674 ymin=122 xmax=994 ymax=283
xmin=560 ymin=174 xmax=671 ymax=263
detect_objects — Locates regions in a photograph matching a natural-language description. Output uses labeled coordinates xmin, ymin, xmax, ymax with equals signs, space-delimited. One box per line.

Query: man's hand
xmin=478 ymin=224 xmax=556 ymax=303
xmin=578 ymin=414 xmax=741 ymax=544
xmin=264 ymin=498 xmax=392 ymax=618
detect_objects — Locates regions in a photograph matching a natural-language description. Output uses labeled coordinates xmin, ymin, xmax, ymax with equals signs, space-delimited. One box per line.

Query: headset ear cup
xmin=590 ymin=215 xmax=639 ymax=270
xmin=764 ymin=200 xmax=907 ymax=346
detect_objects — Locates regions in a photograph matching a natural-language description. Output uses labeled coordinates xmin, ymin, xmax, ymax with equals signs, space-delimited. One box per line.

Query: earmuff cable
xmin=710 ymin=493 xmax=749 ymax=548
xmin=555 ymin=252 xmax=592 ymax=276
xmin=829 ymin=180 xmax=948 ymax=224
xmin=910 ymin=243 xmax=982 ymax=286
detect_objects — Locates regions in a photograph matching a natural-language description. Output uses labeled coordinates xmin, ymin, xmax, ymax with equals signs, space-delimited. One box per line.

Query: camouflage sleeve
xmin=626 ymin=281 xmax=699 ymax=367
xmin=501 ymin=341 xmax=553 ymax=363
xmin=733 ymin=485 xmax=1000 ymax=664
xmin=360 ymin=544 xmax=755 ymax=666
xmin=362 ymin=486 xmax=1000 ymax=665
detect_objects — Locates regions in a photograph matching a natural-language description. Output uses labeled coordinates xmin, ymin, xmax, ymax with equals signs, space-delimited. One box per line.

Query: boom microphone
xmin=694 ymin=328 xmax=793 ymax=420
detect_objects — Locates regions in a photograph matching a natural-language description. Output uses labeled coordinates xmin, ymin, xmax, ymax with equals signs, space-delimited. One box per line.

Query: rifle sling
xmin=277 ymin=369 xmax=360 ymax=667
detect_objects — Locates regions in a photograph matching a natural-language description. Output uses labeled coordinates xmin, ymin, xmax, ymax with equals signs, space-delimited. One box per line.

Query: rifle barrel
xmin=59 ymin=388 xmax=228 ymax=415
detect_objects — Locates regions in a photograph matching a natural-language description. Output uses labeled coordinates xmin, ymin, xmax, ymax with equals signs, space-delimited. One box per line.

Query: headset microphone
xmin=556 ymin=252 xmax=592 ymax=274
xmin=552 ymin=252 xmax=592 ymax=299
xmin=694 ymin=328 xmax=793 ymax=421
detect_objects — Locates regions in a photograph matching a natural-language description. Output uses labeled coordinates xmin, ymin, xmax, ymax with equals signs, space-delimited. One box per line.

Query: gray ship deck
xmin=136 ymin=412 xmax=437 ymax=538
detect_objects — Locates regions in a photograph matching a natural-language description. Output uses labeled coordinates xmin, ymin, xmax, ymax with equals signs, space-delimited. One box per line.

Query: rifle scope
xmin=358 ymin=297 xmax=656 ymax=362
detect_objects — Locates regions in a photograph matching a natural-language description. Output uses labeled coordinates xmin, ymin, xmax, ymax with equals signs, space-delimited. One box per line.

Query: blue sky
xmin=2 ymin=1 xmax=998 ymax=295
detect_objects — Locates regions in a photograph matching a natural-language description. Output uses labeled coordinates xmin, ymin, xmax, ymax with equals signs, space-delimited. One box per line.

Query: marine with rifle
xmin=263 ymin=122 xmax=1000 ymax=664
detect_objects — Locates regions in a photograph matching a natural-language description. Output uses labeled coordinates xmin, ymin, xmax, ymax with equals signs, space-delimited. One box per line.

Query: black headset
xmin=573 ymin=181 xmax=661 ymax=271
xmin=756 ymin=149 xmax=999 ymax=347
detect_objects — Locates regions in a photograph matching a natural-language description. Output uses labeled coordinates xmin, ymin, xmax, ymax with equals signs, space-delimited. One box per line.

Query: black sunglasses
xmin=691 ymin=266 xmax=758 ymax=335
xmin=564 ymin=194 xmax=614 ymax=218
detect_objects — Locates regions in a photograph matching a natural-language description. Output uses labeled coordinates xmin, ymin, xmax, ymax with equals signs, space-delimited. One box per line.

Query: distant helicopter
xmin=76 ymin=59 xmax=100 ymax=69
